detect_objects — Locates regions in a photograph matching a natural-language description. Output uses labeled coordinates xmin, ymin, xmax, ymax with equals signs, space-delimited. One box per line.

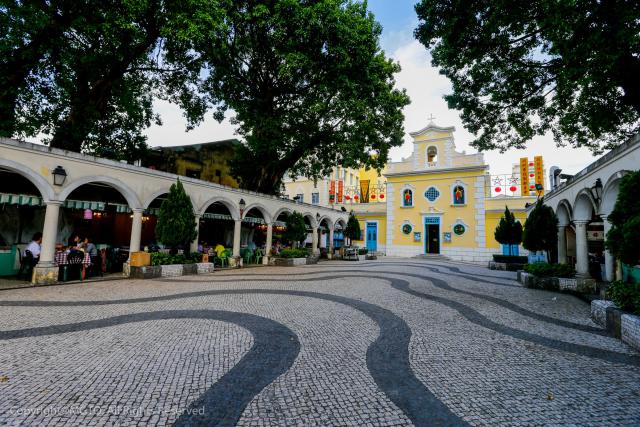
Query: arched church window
xmin=403 ymin=189 xmax=413 ymax=207
xmin=453 ymin=185 xmax=465 ymax=205
xmin=427 ymin=146 xmax=438 ymax=163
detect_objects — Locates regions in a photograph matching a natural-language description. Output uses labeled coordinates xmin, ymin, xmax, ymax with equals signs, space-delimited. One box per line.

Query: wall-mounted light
xmin=239 ymin=198 xmax=246 ymax=216
xmin=590 ymin=178 xmax=603 ymax=205
xmin=52 ymin=166 xmax=67 ymax=186
xmin=316 ymin=213 xmax=321 ymax=223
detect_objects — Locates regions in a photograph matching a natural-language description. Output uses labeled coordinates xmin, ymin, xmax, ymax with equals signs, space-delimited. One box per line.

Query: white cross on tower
xmin=427 ymin=114 xmax=436 ymax=123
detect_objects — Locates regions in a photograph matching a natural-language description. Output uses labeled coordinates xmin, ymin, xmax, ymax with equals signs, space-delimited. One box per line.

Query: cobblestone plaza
xmin=1 ymin=259 xmax=639 ymax=426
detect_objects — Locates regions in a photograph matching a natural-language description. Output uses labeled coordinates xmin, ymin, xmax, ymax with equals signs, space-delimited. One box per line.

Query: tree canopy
xmin=414 ymin=0 xmax=640 ymax=153
xmin=522 ymin=199 xmax=558 ymax=258
xmin=344 ymin=211 xmax=361 ymax=243
xmin=283 ymin=212 xmax=308 ymax=247
xmin=198 ymin=0 xmax=410 ymax=194
xmin=494 ymin=206 xmax=523 ymax=255
xmin=1 ymin=0 xmax=216 ymax=160
xmin=155 ymin=179 xmax=197 ymax=254
xmin=606 ymin=170 xmax=640 ymax=266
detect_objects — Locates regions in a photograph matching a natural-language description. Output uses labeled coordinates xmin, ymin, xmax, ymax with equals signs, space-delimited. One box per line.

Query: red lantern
xmin=529 ymin=173 xmax=534 ymax=178
xmin=379 ymin=194 xmax=385 ymax=199
xmin=529 ymin=162 xmax=534 ymax=166
xmin=345 ymin=195 xmax=351 ymax=201
xmin=354 ymin=195 xmax=359 ymax=200
xmin=509 ymin=186 xmax=517 ymax=192
xmin=371 ymin=194 xmax=376 ymax=199
xmin=494 ymin=187 xmax=502 ymax=192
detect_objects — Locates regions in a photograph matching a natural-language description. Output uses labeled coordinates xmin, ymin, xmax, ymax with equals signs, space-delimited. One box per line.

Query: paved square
xmin=1 ymin=259 xmax=639 ymax=426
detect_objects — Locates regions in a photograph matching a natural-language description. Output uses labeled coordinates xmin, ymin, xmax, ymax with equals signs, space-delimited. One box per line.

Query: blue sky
xmin=137 ymin=0 xmax=599 ymax=176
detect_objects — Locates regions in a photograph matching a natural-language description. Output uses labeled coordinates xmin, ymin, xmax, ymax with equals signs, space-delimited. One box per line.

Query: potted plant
xmin=357 ymin=247 xmax=368 ymax=261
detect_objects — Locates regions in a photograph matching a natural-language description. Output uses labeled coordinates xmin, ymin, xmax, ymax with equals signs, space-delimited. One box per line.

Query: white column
xmin=557 ymin=225 xmax=567 ymax=264
xmin=574 ymin=220 xmax=590 ymax=277
xmin=312 ymin=226 xmax=319 ymax=254
xmin=232 ymin=219 xmax=242 ymax=257
xmin=264 ymin=223 xmax=273 ymax=265
xmin=190 ymin=214 xmax=201 ymax=253
xmin=38 ymin=201 xmax=63 ymax=266
xmin=129 ymin=208 xmax=143 ymax=256
xmin=602 ymin=215 xmax=615 ymax=282
xmin=329 ymin=228 xmax=335 ymax=252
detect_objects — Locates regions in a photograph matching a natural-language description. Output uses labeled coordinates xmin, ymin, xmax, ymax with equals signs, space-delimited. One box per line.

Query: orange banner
xmin=519 ymin=158 xmax=529 ymax=195
xmin=329 ymin=180 xmax=335 ymax=203
xmin=337 ymin=180 xmax=343 ymax=203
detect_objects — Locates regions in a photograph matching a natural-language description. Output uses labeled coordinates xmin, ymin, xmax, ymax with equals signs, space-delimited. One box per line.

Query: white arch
xmin=573 ymin=190 xmax=597 ymax=222
xmin=242 ymin=202 xmax=272 ymax=223
xmin=318 ymin=215 xmax=334 ymax=229
xmin=272 ymin=206 xmax=294 ymax=221
xmin=59 ymin=175 xmax=142 ymax=209
xmin=302 ymin=211 xmax=318 ymax=228
xmin=600 ymin=171 xmax=627 ymax=216
xmin=335 ymin=218 xmax=347 ymax=230
xmin=0 ymin=158 xmax=56 ymax=202
xmin=199 ymin=196 xmax=240 ymax=220
xmin=556 ymin=200 xmax=572 ymax=226
xmin=142 ymin=187 xmax=196 ymax=211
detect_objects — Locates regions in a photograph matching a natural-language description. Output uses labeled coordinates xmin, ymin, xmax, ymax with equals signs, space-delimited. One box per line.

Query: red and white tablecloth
xmin=54 ymin=251 xmax=91 ymax=266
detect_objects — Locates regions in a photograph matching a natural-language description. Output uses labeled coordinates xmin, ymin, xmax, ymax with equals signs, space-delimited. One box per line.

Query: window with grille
xmin=424 ymin=187 xmax=440 ymax=202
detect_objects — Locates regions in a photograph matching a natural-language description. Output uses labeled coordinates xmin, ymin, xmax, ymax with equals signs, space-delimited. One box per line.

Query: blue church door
xmin=366 ymin=223 xmax=378 ymax=252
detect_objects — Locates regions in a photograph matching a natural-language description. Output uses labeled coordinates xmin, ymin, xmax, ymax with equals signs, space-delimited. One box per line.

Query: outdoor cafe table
xmin=55 ymin=251 xmax=91 ymax=281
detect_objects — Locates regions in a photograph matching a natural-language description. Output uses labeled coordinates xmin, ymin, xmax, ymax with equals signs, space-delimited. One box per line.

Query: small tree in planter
xmin=606 ymin=170 xmax=640 ymax=270
xmin=156 ymin=179 xmax=197 ymax=255
xmin=344 ymin=211 xmax=361 ymax=246
xmin=283 ymin=211 xmax=307 ymax=249
xmin=494 ymin=206 xmax=523 ymax=256
xmin=522 ymin=199 xmax=558 ymax=262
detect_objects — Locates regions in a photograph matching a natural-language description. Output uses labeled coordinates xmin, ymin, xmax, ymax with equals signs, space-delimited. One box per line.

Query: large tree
xmin=156 ymin=179 xmax=197 ymax=254
xmin=2 ymin=0 xmax=215 ymax=160
xmin=494 ymin=206 xmax=523 ymax=256
xmin=522 ymin=199 xmax=558 ymax=260
xmin=199 ymin=0 xmax=410 ymax=194
xmin=414 ymin=0 xmax=640 ymax=153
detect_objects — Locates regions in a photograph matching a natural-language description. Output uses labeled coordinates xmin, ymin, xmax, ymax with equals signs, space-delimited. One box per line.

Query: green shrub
xmin=524 ymin=262 xmax=575 ymax=278
xmin=358 ymin=248 xmax=368 ymax=255
xmin=150 ymin=252 xmax=201 ymax=266
xmin=606 ymin=281 xmax=640 ymax=315
xmin=492 ymin=255 xmax=528 ymax=264
xmin=278 ymin=248 xmax=310 ymax=258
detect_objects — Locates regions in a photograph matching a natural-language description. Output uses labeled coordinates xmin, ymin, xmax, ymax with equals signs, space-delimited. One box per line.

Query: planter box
xmin=196 ymin=262 xmax=215 ymax=274
xmin=590 ymin=299 xmax=623 ymax=338
xmin=128 ymin=262 xmax=214 ymax=279
xmin=358 ymin=254 xmax=366 ymax=262
xmin=366 ymin=255 xmax=377 ymax=260
xmin=489 ymin=261 xmax=525 ymax=271
xmin=518 ymin=272 xmax=596 ymax=294
xmin=270 ymin=256 xmax=319 ymax=266
xmin=621 ymin=314 xmax=640 ymax=351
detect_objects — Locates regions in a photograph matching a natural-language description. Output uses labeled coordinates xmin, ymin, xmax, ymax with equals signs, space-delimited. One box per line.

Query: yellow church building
xmin=282 ymin=120 xmax=541 ymax=263
xmin=344 ymin=122 xmax=538 ymax=262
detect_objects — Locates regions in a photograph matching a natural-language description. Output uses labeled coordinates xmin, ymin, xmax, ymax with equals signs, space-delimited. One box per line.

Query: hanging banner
xmin=519 ymin=158 xmax=529 ymax=196
xmin=329 ymin=180 xmax=336 ymax=204
xmin=337 ymin=180 xmax=344 ymax=203
xmin=534 ymin=155 xmax=544 ymax=195
xmin=360 ymin=180 xmax=370 ymax=203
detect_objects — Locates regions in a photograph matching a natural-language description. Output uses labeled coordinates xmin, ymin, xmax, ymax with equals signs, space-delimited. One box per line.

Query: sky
xmin=140 ymin=0 xmax=600 ymax=176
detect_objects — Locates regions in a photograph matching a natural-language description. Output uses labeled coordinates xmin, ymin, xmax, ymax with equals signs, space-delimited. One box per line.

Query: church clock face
xmin=402 ymin=224 xmax=412 ymax=235
xmin=453 ymin=224 xmax=465 ymax=235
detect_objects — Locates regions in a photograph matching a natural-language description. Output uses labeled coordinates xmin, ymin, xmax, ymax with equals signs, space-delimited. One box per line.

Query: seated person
xmin=25 ymin=232 xmax=42 ymax=264
xmin=214 ymin=243 xmax=226 ymax=257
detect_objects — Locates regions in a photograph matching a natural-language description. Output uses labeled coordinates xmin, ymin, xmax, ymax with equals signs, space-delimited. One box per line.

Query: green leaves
xmin=415 ymin=0 xmax=640 ymax=153
xmin=344 ymin=211 xmax=361 ymax=242
xmin=494 ymin=206 xmax=523 ymax=254
xmin=283 ymin=211 xmax=308 ymax=245
xmin=606 ymin=170 xmax=640 ymax=266
xmin=199 ymin=0 xmax=409 ymax=194
xmin=155 ymin=179 xmax=197 ymax=252
xmin=522 ymin=199 xmax=558 ymax=255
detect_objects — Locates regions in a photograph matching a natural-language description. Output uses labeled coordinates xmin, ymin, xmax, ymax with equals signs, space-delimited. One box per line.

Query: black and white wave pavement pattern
xmin=1 ymin=259 xmax=639 ymax=426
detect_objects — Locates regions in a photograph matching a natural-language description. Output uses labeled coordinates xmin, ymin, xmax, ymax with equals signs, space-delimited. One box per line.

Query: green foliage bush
xmin=150 ymin=252 xmax=202 ymax=266
xmin=358 ymin=248 xmax=368 ymax=255
xmin=155 ymin=179 xmax=197 ymax=253
xmin=283 ymin=212 xmax=308 ymax=246
xmin=278 ymin=248 xmax=310 ymax=258
xmin=522 ymin=199 xmax=558 ymax=256
xmin=494 ymin=207 xmax=523 ymax=255
xmin=524 ymin=263 xmax=575 ymax=278
xmin=344 ymin=212 xmax=361 ymax=242
xmin=606 ymin=170 xmax=640 ymax=266
xmin=606 ymin=281 xmax=640 ymax=315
